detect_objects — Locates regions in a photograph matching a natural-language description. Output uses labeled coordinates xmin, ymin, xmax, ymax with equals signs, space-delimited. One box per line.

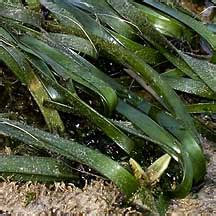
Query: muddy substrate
xmin=0 ymin=139 xmax=215 ymax=216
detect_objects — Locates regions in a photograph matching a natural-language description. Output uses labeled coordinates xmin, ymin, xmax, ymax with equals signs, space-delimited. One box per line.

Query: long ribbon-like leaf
xmin=20 ymin=35 xmax=118 ymax=116
xmin=0 ymin=155 xmax=77 ymax=182
xmin=107 ymin=0 xmax=198 ymax=80
xmin=0 ymin=30 xmax=65 ymax=133
xmin=21 ymin=57 xmax=136 ymax=155
xmin=0 ymin=118 xmax=139 ymax=198
xmin=143 ymin=0 xmax=216 ymax=51
xmin=0 ymin=2 xmax=41 ymax=28
xmin=41 ymin=0 xmax=200 ymax=143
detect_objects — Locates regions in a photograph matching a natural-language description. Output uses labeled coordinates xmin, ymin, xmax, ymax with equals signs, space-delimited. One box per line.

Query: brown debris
xmin=0 ymin=181 xmax=141 ymax=215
